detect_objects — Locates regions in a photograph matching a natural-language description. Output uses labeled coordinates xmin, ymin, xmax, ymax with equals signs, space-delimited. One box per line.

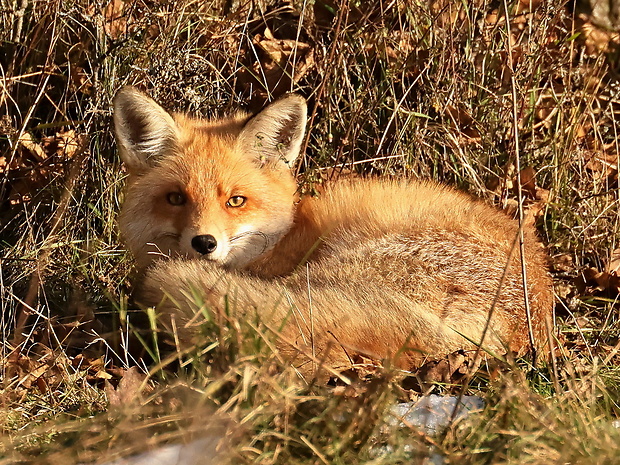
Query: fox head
xmin=113 ymin=87 xmax=307 ymax=269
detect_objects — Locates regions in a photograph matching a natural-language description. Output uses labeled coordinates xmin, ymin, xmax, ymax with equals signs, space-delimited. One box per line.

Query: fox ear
xmin=113 ymin=86 xmax=178 ymax=173
xmin=237 ymin=94 xmax=307 ymax=169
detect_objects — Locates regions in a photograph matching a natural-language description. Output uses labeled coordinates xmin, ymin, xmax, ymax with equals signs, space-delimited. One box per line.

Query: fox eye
xmin=226 ymin=196 xmax=246 ymax=208
xmin=166 ymin=192 xmax=186 ymax=206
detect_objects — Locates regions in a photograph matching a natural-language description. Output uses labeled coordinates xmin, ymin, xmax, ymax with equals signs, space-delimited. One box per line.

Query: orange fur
xmin=113 ymin=87 xmax=554 ymax=377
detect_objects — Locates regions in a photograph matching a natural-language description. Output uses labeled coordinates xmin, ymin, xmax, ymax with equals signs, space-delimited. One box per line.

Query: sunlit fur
xmin=114 ymin=87 xmax=554 ymax=377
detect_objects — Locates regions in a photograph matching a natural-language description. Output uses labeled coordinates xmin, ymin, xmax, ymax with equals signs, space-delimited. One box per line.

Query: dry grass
xmin=1 ymin=0 xmax=620 ymax=462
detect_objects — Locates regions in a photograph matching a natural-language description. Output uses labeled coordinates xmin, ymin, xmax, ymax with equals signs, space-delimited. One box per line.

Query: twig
xmin=12 ymin=0 xmax=29 ymax=44
xmin=448 ymin=223 xmax=522 ymax=425
xmin=502 ymin=0 xmax=537 ymax=368
xmin=448 ymin=0 xmax=541 ymax=426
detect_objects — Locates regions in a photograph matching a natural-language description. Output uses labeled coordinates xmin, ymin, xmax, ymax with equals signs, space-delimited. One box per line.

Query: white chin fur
xmin=176 ymin=227 xmax=284 ymax=269
xmin=177 ymin=243 xmax=254 ymax=269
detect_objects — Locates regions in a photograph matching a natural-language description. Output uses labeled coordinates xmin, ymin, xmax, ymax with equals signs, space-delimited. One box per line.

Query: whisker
xmin=155 ymin=232 xmax=181 ymax=240
xmin=230 ymin=230 xmax=274 ymax=255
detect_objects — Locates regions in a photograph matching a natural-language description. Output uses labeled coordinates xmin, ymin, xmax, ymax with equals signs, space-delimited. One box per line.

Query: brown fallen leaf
xmin=584 ymin=150 xmax=619 ymax=183
xmin=552 ymin=253 xmax=574 ymax=273
xmin=430 ymin=0 xmax=479 ymax=30
xmin=237 ymin=28 xmax=314 ymax=104
xmin=490 ymin=164 xmax=549 ymax=225
xmin=69 ymin=64 xmax=94 ymax=95
xmin=404 ymin=350 xmax=482 ymax=393
xmin=3 ymin=349 xmax=68 ymax=395
xmin=103 ymin=0 xmax=126 ymax=40
xmin=607 ymin=249 xmax=620 ymax=275
xmin=3 ymin=129 xmax=88 ymax=206
xmin=105 ymin=366 xmax=148 ymax=408
xmin=515 ymin=0 xmax=545 ymax=14
xmin=509 ymin=166 xmax=548 ymax=202
xmin=18 ymin=132 xmax=47 ymax=161
xmin=518 ymin=166 xmax=537 ymax=199
xmin=0 ymin=114 xmax=14 ymax=135
xmin=42 ymin=129 xmax=85 ymax=159
xmin=580 ymin=14 xmax=620 ymax=56
xmin=444 ymin=104 xmax=481 ymax=139
xmin=576 ymin=266 xmax=620 ymax=295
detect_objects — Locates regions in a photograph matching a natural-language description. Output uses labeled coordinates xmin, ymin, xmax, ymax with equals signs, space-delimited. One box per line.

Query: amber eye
xmin=166 ymin=192 xmax=186 ymax=206
xmin=226 ymin=196 xmax=246 ymax=208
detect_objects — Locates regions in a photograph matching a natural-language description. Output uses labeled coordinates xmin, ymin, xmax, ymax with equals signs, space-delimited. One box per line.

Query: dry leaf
xmin=383 ymin=31 xmax=416 ymax=66
xmin=491 ymin=164 xmax=549 ymax=223
xmin=515 ymin=0 xmax=545 ymax=14
xmin=3 ymin=129 xmax=87 ymax=206
xmin=3 ymin=350 xmax=68 ymax=395
xmin=576 ymin=266 xmax=620 ymax=295
xmin=581 ymin=14 xmax=620 ymax=55
xmin=430 ymin=0 xmax=478 ymax=29
xmin=0 ymin=114 xmax=14 ymax=135
xmin=574 ymin=316 xmax=592 ymax=329
xmin=42 ymin=129 xmax=84 ymax=159
xmin=69 ymin=64 xmax=94 ymax=95
xmin=237 ymin=29 xmax=314 ymax=103
xmin=332 ymin=383 xmax=368 ymax=398
xmin=584 ymin=150 xmax=618 ymax=182
xmin=105 ymin=366 xmax=147 ymax=408
xmin=444 ymin=105 xmax=480 ymax=139
xmin=102 ymin=0 xmax=127 ymax=40
xmin=552 ymin=253 xmax=574 ymax=273
xmin=18 ymin=133 xmax=47 ymax=161
xmin=607 ymin=249 xmax=620 ymax=275
xmin=582 ymin=249 xmax=620 ymax=295
xmin=96 ymin=370 xmax=113 ymax=380
xmin=406 ymin=350 xmax=481 ymax=392
xmin=518 ymin=166 xmax=537 ymax=199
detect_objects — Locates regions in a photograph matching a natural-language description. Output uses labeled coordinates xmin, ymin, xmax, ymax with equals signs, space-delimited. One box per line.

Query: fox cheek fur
xmin=113 ymin=87 xmax=306 ymax=269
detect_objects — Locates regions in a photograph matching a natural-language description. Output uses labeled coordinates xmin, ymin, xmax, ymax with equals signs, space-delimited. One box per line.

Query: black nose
xmin=191 ymin=234 xmax=217 ymax=255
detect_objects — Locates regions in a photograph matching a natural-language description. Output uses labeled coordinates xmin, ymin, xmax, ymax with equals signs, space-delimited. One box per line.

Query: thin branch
xmin=502 ymin=0 xmax=537 ymax=368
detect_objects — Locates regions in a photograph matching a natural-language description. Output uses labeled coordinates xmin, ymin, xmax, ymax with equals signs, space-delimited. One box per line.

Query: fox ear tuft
xmin=113 ymin=87 xmax=178 ymax=173
xmin=237 ymin=94 xmax=307 ymax=169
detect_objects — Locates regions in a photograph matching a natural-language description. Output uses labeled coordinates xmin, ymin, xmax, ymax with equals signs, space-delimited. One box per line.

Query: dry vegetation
xmin=2 ymin=0 xmax=620 ymax=463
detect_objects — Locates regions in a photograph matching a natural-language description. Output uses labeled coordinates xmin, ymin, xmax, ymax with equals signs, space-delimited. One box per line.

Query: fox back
xmin=114 ymin=87 xmax=554 ymax=375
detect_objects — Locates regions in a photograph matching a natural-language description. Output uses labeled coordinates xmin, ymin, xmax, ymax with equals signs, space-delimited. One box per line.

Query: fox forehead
xmin=144 ymin=117 xmax=296 ymax=205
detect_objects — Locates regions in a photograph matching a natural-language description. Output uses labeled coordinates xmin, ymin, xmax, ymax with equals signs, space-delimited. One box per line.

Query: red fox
xmin=113 ymin=87 xmax=554 ymax=375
